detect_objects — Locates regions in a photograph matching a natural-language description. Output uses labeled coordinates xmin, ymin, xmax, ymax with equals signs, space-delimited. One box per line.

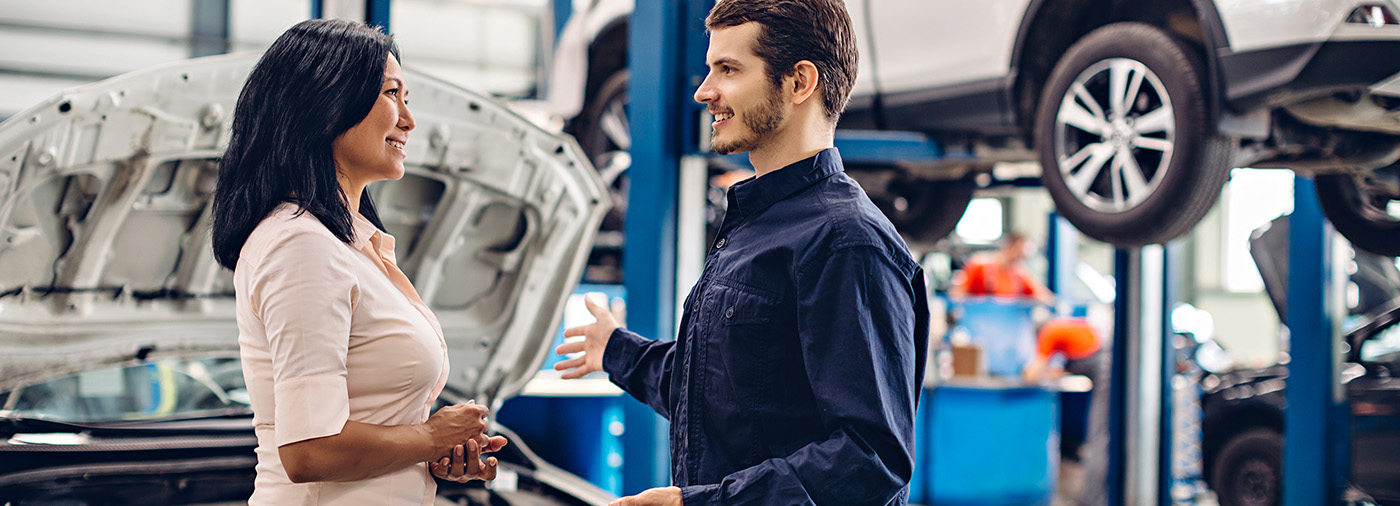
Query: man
xmin=553 ymin=1 xmax=929 ymax=504
xmin=948 ymin=231 xmax=1055 ymax=305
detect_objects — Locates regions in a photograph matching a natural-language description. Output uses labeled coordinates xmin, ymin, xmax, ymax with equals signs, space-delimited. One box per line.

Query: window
xmin=955 ymin=197 xmax=1004 ymax=244
xmin=1222 ymin=169 xmax=1294 ymax=292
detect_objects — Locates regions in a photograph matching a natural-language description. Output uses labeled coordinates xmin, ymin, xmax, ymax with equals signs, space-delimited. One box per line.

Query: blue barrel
xmin=926 ymin=384 xmax=1058 ymax=506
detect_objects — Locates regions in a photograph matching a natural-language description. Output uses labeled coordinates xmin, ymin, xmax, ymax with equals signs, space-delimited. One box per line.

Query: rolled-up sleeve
xmin=247 ymin=229 xmax=359 ymax=447
xmin=682 ymin=244 xmax=926 ymax=506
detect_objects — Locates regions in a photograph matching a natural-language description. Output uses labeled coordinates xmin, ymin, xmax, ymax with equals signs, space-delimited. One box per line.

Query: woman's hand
xmin=422 ymin=401 xmax=492 ymax=460
xmin=429 ymin=436 xmax=510 ymax=482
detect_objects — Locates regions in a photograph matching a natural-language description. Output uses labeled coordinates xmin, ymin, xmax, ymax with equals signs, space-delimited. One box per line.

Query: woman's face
xmin=333 ymin=52 xmax=415 ymax=189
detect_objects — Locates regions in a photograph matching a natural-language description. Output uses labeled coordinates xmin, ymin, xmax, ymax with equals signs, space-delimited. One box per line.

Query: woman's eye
xmin=386 ymin=88 xmax=399 ymax=96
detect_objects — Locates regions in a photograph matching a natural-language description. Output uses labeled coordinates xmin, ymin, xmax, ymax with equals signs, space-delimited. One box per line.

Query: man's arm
xmin=680 ymin=245 xmax=928 ymax=506
xmin=555 ymin=296 xmax=678 ymax=419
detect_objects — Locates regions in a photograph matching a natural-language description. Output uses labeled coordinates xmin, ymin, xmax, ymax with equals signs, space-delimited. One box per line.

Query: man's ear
xmin=786 ymin=60 xmax=820 ymax=105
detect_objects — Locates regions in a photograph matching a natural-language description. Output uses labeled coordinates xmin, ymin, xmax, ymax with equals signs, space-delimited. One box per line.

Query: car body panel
xmin=0 ymin=52 xmax=610 ymax=412
xmin=865 ymin=0 xmax=1030 ymax=96
xmin=1215 ymin=0 xmax=1400 ymax=53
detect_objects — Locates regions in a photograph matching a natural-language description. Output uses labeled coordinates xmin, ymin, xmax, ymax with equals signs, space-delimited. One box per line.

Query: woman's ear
xmin=786 ymin=60 xmax=820 ymax=105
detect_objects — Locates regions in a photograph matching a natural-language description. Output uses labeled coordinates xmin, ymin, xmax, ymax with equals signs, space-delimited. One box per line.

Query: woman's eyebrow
xmin=385 ymin=77 xmax=404 ymax=88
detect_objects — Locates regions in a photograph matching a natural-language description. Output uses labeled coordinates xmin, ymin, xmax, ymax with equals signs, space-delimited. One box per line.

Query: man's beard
xmin=712 ymin=83 xmax=786 ymax=155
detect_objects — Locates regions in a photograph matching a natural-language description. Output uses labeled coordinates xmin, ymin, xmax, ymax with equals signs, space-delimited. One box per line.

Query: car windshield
xmin=0 ymin=356 xmax=250 ymax=423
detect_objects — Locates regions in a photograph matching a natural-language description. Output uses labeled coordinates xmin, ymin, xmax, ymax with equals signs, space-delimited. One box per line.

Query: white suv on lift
xmin=549 ymin=0 xmax=1400 ymax=254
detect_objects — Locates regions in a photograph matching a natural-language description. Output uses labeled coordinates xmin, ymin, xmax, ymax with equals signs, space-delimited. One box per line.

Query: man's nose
xmin=694 ymin=75 xmax=716 ymax=104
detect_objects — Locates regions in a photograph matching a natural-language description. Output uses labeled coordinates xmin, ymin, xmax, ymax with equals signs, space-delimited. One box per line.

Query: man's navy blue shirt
xmin=602 ymin=148 xmax=930 ymax=505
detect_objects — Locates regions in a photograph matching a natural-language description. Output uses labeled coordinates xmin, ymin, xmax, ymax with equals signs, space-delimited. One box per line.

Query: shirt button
xmin=693 ymin=301 xmax=700 ymax=312
xmin=715 ymin=238 xmax=726 ymax=249
xmin=725 ymin=307 xmax=734 ymax=318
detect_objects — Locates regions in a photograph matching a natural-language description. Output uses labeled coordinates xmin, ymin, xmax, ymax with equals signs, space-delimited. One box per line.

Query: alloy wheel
xmin=1054 ymin=58 xmax=1175 ymax=213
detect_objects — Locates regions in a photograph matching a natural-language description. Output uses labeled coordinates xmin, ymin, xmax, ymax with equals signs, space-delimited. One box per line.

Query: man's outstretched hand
xmin=554 ymin=295 xmax=620 ymax=379
xmin=610 ymin=486 xmax=682 ymax=506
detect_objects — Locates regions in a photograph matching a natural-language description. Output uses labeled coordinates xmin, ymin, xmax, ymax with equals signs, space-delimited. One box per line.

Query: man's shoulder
xmin=791 ymin=183 xmax=918 ymax=275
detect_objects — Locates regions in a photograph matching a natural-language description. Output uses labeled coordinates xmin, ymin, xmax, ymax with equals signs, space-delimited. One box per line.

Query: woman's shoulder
xmin=241 ymin=203 xmax=344 ymax=260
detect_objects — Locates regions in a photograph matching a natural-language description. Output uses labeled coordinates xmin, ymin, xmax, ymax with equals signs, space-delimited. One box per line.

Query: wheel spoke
xmin=1122 ymin=63 xmax=1145 ymax=115
xmin=1109 ymin=60 xmax=1134 ymax=119
xmin=599 ymin=100 xmax=631 ymax=151
xmin=1060 ymin=142 xmax=1100 ymax=171
xmin=1071 ymin=82 xmax=1109 ymax=128
xmin=1065 ymin=143 xmax=1114 ymax=197
xmin=1059 ymin=92 xmax=1109 ymax=136
xmin=1133 ymin=105 xmax=1173 ymax=135
xmin=1117 ymin=145 xmax=1151 ymax=208
xmin=1132 ymin=135 xmax=1173 ymax=152
xmin=1109 ymin=151 xmax=1126 ymax=209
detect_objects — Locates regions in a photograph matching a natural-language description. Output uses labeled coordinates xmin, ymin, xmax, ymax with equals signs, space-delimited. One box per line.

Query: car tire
xmin=1035 ymin=22 xmax=1233 ymax=246
xmin=1316 ymin=162 xmax=1400 ymax=256
xmin=578 ymin=68 xmax=631 ymax=233
xmin=868 ymin=177 xmax=976 ymax=244
xmin=1211 ymin=428 xmax=1282 ymax=506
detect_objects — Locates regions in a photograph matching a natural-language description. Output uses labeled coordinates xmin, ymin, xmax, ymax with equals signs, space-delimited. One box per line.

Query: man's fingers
xmin=556 ymin=341 xmax=585 ymax=355
xmin=560 ymin=367 xmax=591 ymax=380
xmin=563 ymin=325 xmax=587 ymax=338
xmin=553 ymin=356 xmax=584 ymax=371
xmin=584 ymin=295 xmax=610 ymax=321
xmin=486 ymin=435 xmax=509 ymax=452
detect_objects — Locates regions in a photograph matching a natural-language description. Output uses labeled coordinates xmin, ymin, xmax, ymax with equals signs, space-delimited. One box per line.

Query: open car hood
xmin=0 ymin=53 xmax=608 ymax=410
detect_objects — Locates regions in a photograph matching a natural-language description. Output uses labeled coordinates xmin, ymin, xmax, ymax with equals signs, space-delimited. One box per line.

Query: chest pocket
xmin=716 ymin=284 xmax=780 ymax=326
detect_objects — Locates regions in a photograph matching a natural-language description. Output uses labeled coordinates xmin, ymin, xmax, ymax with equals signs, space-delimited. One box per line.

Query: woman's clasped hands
xmin=424 ymin=400 xmax=509 ymax=482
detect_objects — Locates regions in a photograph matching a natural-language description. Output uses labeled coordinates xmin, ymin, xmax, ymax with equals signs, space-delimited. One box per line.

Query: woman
xmin=211 ymin=18 xmax=506 ymax=504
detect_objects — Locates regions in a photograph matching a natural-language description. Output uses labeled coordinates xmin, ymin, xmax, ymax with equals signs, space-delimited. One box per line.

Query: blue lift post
xmin=365 ymin=0 xmax=391 ymax=31
xmin=309 ymin=1 xmax=391 ymax=29
xmin=622 ymin=0 xmax=683 ymax=494
xmin=1283 ymin=176 xmax=1348 ymax=506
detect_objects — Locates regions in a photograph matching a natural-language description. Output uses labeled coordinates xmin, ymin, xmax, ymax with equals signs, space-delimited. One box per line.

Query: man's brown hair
xmin=705 ymin=0 xmax=858 ymax=124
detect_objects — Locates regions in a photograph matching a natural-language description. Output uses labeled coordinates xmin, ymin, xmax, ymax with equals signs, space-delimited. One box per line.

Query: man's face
xmin=694 ymin=22 xmax=787 ymax=155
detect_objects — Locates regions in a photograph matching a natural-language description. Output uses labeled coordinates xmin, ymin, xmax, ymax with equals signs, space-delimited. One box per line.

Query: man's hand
xmin=553 ymin=295 xmax=620 ymax=379
xmin=610 ymin=486 xmax=682 ymax=506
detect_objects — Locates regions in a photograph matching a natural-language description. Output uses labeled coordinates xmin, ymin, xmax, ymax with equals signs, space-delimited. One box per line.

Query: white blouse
xmin=236 ymin=203 xmax=449 ymax=506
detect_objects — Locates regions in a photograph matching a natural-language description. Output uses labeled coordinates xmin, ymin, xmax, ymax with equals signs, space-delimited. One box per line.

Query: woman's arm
xmin=280 ymin=402 xmax=492 ymax=483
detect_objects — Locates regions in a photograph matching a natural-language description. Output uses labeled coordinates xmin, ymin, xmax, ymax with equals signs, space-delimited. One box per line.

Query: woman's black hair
xmin=211 ymin=18 xmax=399 ymax=270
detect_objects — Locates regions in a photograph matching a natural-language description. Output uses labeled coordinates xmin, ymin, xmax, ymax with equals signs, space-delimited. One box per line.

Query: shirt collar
xmin=350 ymin=212 xmax=395 ymax=259
xmin=728 ymin=147 xmax=844 ymax=219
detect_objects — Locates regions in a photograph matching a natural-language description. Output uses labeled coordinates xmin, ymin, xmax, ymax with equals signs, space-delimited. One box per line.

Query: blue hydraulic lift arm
xmin=1283 ymin=176 xmax=1349 ymax=506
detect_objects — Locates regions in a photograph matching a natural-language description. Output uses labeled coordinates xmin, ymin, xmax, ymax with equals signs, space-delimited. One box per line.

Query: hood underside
xmin=0 ymin=52 xmax=609 ymax=409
